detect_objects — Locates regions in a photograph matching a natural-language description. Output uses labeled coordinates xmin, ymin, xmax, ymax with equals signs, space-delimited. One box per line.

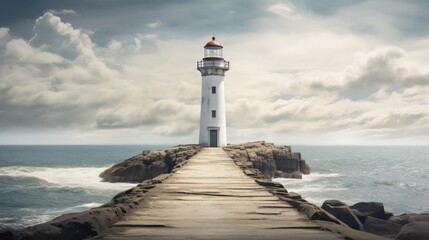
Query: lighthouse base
xmin=199 ymin=126 xmax=226 ymax=147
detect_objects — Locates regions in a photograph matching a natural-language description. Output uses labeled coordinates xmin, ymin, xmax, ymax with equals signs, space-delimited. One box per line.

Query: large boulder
xmin=321 ymin=200 xmax=363 ymax=230
xmin=363 ymin=216 xmax=402 ymax=238
xmin=350 ymin=202 xmax=386 ymax=222
xmin=297 ymin=203 xmax=343 ymax=225
xmin=396 ymin=222 xmax=429 ymax=240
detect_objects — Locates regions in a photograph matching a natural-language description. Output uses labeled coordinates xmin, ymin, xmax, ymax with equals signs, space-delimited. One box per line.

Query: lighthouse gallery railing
xmin=197 ymin=60 xmax=229 ymax=69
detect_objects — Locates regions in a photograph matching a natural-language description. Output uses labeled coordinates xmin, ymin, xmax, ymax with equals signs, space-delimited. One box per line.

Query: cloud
xmin=45 ymin=9 xmax=77 ymax=15
xmin=0 ymin=27 xmax=10 ymax=47
xmin=4 ymin=38 xmax=65 ymax=64
xmin=1 ymin=2 xmax=429 ymax=145
xmin=267 ymin=3 xmax=301 ymax=19
xmin=29 ymin=12 xmax=95 ymax=60
xmin=107 ymin=39 xmax=123 ymax=50
xmin=95 ymin=99 xmax=199 ymax=136
xmin=0 ymin=12 xmax=203 ymax=140
xmin=146 ymin=20 xmax=164 ymax=29
xmin=0 ymin=13 xmax=124 ymax=128
xmin=223 ymin=44 xmax=429 ymax=142
xmin=0 ymin=27 xmax=9 ymax=38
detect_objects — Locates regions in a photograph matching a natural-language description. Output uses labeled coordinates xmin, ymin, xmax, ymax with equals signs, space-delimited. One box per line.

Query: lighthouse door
xmin=209 ymin=130 xmax=218 ymax=147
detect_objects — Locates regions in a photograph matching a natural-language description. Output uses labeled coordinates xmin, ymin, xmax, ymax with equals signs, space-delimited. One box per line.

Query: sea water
xmin=275 ymin=146 xmax=429 ymax=215
xmin=0 ymin=145 xmax=168 ymax=229
xmin=1 ymin=145 xmax=428 ymax=229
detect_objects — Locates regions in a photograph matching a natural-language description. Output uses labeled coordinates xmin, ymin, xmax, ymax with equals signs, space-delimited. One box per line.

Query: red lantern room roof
xmin=205 ymin=37 xmax=223 ymax=48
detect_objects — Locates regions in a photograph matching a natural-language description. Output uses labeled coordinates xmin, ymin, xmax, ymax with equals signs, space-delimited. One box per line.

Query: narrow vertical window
xmin=211 ymin=86 xmax=216 ymax=94
xmin=212 ymin=110 xmax=216 ymax=118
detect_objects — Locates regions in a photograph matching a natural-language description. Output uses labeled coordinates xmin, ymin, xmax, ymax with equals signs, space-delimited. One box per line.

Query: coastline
xmin=1 ymin=142 xmax=427 ymax=240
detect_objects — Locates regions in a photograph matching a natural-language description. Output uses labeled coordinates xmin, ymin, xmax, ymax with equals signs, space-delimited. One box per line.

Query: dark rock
xmin=254 ymin=179 xmax=283 ymax=188
xmin=21 ymin=207 xmax=126 ymax=240
xmin=100 ymin=145 xmax=202 ymax=183
xmin=322 ymin=200 xmax=363 ymax=230
xmin=323 ymin=199 xmax=348 ymax=207
xmin=223 ymin=141 xmax=310 ymax=179
xmin=396 ymin=222 xmax=429 ymax=240
xmin=350 ymin=202 xmax=386 ymax=221
xmin=297 ymin=203 xmax=343 ymax=225
xmin=282 ymin=192 xmax=301 ymax=200
xmin=316 ymin=221 xmax=396 ymax=240
xmin=390 ymin=213 xmax=429 ymax=226
xmin=0 ymin=228 xmax=19 ymax=240
xmin=363 ymin=216 xmax=402 ymax=238
xmin=385 ymin=211 xmax=394 ymax=220
xmin=291 ymin=171 xmax=303 ymax=179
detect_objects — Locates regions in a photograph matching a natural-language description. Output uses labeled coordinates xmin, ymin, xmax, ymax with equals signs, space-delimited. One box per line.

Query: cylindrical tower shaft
xmin=197 ymin=37 xmax=229 ymax=147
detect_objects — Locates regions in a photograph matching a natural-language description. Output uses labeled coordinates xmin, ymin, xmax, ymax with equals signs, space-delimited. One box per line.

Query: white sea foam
xmin=273 ymin=172 xmax=342 ymax=183
xmin=0 ymin=166 xmax=135 ymax=190
xmin=46 ymin=202 xmax=104 ymax=215
xmin=78 ymin=202 xmax=104 ymax=208
xmin=274 ymin=172 xmax=346 ymax=196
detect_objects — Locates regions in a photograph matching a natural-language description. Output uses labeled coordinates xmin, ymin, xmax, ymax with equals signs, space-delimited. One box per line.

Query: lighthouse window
xmin=211 ymin=86 xmax=216 ymax=94
xmin=212 ymin=110 xmax=216 ymax=118
xmin=204 ymin=48 xmax=222 ymax=58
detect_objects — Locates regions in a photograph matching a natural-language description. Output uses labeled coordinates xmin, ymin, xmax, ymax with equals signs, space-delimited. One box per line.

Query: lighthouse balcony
xmin=197 ymin=60 xmax=230 ymax=70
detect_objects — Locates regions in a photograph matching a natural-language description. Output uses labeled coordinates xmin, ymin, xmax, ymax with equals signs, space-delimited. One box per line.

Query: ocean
xmin=276 ymin=146 xmax=429 ymax=215
xmin=0 ymin=145 xmax=168 ymax=229
xmin=0 ymin=145 xmax=428 ymax=229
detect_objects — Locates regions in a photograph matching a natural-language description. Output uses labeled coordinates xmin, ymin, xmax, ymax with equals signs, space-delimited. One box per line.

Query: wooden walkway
xmin=95 ymin=148 xmax=341 ymax=240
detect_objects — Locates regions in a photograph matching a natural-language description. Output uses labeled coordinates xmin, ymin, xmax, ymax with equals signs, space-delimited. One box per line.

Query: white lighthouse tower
xmin=197 ymin=37 xmax=229 ymax=147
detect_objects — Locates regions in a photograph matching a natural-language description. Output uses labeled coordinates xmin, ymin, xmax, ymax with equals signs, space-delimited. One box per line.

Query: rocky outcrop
xmin=223 ymin=141 xmax=310 ymax=179
xmin=100 ymin=145 xmax=202 ymax=182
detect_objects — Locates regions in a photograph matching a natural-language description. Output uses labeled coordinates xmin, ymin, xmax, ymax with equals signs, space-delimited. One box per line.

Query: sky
xmin=0 ymin=0 xmax=428 ymax=145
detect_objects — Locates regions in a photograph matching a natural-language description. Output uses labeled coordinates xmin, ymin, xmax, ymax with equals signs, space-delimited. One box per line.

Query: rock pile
xmin=318 ymin=200 xmax=429 ymax=240
xmin=227 ymin=141 xmax=429 ymax=240
xmin=223 ymin=141 xmax=310 ymax=179
xmin=100 ymin=144 xmax=202 ymax=182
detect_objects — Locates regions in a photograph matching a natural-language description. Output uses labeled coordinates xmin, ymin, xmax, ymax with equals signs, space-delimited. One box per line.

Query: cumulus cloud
xmin=0 ymin=12 xmax=202 ymax=141
xmin=29 ymin=12 xmax=95 ymax=60
xmin=224 ymin=45 xmax=429 ymax=141
xmin=1 ymin=2 xmax=429 ymax=145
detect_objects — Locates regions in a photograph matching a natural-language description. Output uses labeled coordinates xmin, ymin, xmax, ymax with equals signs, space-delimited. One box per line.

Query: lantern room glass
xmin=204 ymin=47 xmax=223 ymax=58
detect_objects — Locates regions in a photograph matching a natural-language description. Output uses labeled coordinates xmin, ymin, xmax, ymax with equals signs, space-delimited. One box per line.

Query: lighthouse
xmin=197 ymin=37 xmax=229 ymax=147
